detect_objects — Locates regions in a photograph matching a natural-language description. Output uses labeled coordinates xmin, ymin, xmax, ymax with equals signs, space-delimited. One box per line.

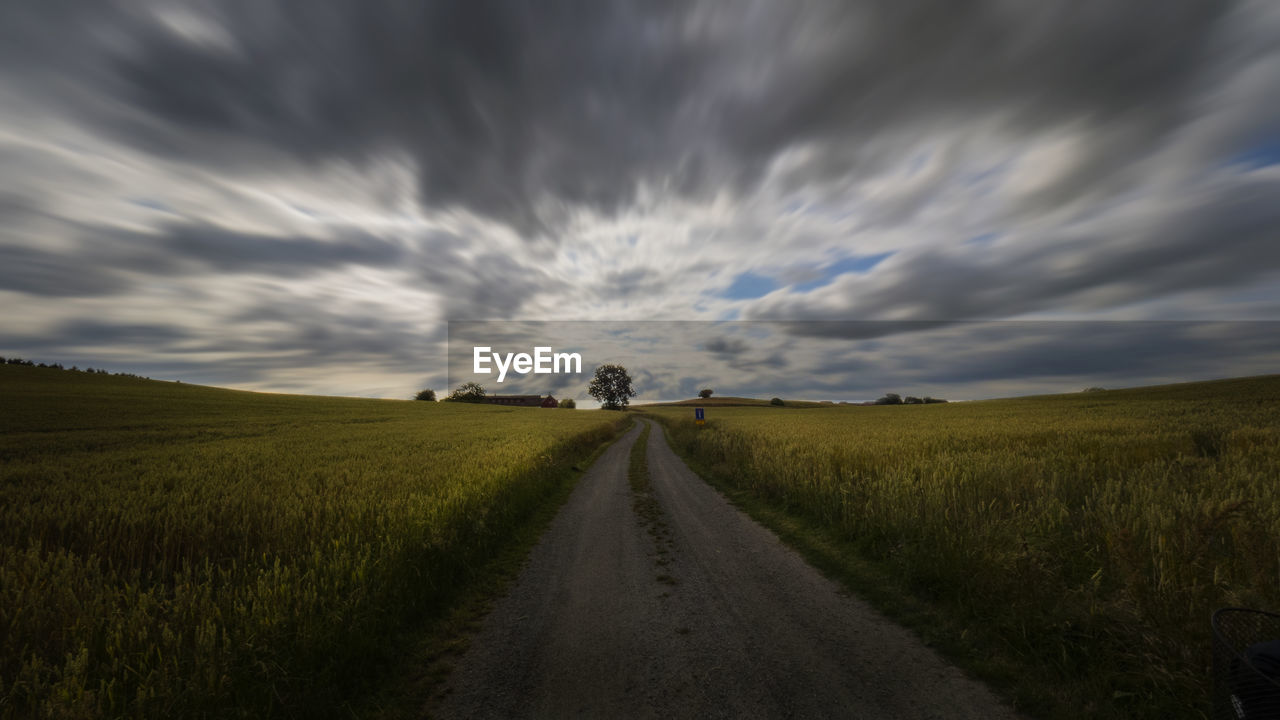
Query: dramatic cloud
xmin=1 ymin=0 xmax=1278 ymax=399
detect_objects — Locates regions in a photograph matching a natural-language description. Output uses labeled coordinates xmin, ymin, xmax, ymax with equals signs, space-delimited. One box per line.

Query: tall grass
xmin=646 ymin=376 xmax=1280 ymax=718
xmin=0 ymin=366 xmax=624 ymax=718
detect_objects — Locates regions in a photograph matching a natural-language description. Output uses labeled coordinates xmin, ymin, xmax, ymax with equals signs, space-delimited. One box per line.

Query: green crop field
xmin=0 ymin=365 xmax=625 ymax=719
xmin=643 ymin=376 xmax=1280 ymax=719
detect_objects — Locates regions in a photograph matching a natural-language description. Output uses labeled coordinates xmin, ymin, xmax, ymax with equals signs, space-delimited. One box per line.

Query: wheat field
xmin=645 ymin=376 xmax=1280 ymax=718
xmin=0 ymin=365 xmax=624 ymax=718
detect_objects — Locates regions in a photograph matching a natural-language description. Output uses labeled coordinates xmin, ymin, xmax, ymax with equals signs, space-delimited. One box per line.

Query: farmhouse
xmin=482 ymin=394 xmax=559 ymax=408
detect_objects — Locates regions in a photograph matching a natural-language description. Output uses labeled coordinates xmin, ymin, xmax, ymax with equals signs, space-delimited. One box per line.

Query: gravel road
xmin=430 ymin=419 xmax=1024 ymax=719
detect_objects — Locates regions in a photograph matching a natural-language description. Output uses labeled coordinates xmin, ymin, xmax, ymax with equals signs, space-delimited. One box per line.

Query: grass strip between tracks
xmin=627 ymin=421 xmax=678 ymax=586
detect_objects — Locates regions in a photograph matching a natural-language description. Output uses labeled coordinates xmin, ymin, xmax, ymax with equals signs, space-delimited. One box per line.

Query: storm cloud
xmin=2 ymin=1 xmax=1260 ymax=228
xmin=1 ymin=1 xmax=1278 ymax=399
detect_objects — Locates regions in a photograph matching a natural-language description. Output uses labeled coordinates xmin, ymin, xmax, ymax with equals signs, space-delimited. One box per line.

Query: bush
xmin=414 ymin=389 xmax=436 ymax=402
xmin=699 ymin=389 xmax=714 ymax=399
xmin=447 ymin=382 xmax=486 ymax=403
xmin=558 ymin=398 xmax=576 ymax=409
xmin=904 ymin=396 xmax=923 ymax=404
xmin=923 ymin=397 xmax=948 ymax=404
xmin=770 ymin=397 xmax=784 ymax=406
xmin=874 ymin=393 xmax=902 ymax=405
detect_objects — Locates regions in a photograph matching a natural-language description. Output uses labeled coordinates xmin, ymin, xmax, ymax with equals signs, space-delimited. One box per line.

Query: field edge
xmin=638 ymin=413 xmax=1087 ymax=719
xmin=349 ymin=416 xmax=638 ymax=720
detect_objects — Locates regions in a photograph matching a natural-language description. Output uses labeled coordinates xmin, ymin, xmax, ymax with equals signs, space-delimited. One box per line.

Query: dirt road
xmin=431 ymin=419 xmax=1023 ymax=719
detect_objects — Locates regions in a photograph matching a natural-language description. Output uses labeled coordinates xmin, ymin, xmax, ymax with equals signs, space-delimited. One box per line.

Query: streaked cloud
xmin=1 ymin=0 xmax=1278 ymax=399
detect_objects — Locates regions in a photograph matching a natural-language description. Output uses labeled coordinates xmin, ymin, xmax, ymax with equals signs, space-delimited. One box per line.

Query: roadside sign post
xmin=695 ymin=407 xmax=705 ymax=426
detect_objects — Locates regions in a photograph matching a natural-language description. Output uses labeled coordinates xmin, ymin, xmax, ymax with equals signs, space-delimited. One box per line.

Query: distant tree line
xmin=423 ymin=382 xmax=580 ymax=408
xmin=874 ymin=392 xmax=947 ymax=405
xmin=427 ymin=366 xmax=637 ymax=408
xmin=0 ymin=356 xmax=150 ymax=379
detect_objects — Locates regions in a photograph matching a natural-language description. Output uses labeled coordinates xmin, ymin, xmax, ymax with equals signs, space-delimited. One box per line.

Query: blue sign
xmin=695 ymin=407 xmax=704 ymax=420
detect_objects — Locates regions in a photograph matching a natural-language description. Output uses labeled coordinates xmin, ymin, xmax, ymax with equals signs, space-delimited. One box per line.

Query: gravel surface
xmin=430 ymin=419 xmax=1025 ymax=719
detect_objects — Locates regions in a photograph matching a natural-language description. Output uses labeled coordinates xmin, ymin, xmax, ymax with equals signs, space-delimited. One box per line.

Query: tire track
xmin=430 ymin=419 xmax=1023 ymax=719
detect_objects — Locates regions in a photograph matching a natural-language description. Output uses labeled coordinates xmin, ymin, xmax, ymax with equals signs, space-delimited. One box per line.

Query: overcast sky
xmin=1 ymin=1 xmax=1278 ymax=402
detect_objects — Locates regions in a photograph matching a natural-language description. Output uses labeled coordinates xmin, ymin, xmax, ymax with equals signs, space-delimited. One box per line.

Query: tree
xmin=770 ymin=397 xmax=784 ymax=406
xmin=874 ymin=393 xmax=902 ymax=405
xmin=588 ymin=364 xmax=637 ymax=410
xmin=698 ymin=388 xmax=714 ymax=399
xmin=414 ymin=389 xmax=436 ymax=402
xmin=558 ymin=398 xmax=576 ymax=409
xmin=447 ymin=382 xmax=486 ymax=403
xmin=904 ymin=396 xmax=923 ymax=404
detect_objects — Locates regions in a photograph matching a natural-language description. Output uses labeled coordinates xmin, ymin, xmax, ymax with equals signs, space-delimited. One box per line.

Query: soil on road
xmin=430 ymin=419 xmax=1023 ymax=719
